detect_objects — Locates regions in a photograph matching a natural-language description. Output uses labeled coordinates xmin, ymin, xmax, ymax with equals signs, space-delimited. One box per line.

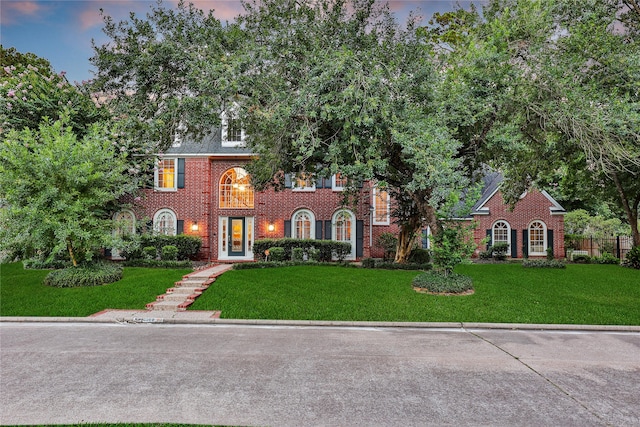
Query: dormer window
xmin=221 ymin=105 xmax=245 ymax=147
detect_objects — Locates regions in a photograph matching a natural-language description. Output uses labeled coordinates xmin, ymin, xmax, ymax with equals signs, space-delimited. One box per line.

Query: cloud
xmin=166 ymin=0 xmax=244 ymax=21
xmin=0 ymin=1 xmax=45 ymax=25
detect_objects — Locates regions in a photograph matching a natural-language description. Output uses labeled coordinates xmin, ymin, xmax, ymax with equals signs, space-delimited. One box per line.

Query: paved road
xmin=1 ymin=322 xmax=639 ymax=426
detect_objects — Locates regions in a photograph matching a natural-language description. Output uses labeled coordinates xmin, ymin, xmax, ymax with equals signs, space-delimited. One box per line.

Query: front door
xmin=228 ymin=217 xmax=246 ymax=256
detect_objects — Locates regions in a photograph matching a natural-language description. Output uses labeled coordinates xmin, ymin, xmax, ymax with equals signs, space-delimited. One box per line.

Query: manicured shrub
xmin=592 ymin=253 xmax=620 ymax=265
xmin=376 ymin=232 xmax=398 ymax=261
xmin=522 ymin=259 xmax=566 ymax=268
xmin=23 ymin=258 xmax=71 ymax=270
xmin=492 ymin=242 xmax=509 ymax=261
xmin=374 ymin=262 xmax=432 ymax=271
xmin=546 ymin=246 xmax=554 ymax=261
xmin=122 ymin=259 xmax=193 ymax=268
xmin=478 ymin=248 xmax=493 ymax=260
xmin=622 ymin=246 xmax=640 ymax=269
xmin=161 ymin=245 xmax=179 ymax=261
xmin=308 ymin=248 xmax=321 ymax=262
xmin=143 ymin=246 xmax=157 ymax=260
xmin=572 ymin=254 xmax=591 ymax=264
xmin=412 ymin=271 xmax=473 ymax=294
xmin=121 ymin=234 xmax=202 ymax=260
xmin=291 ymin=247 xmax=304 ymax=262
xmin=267 ymin=247 xmax=285 ymax=262
xmin=409 ymin=248 xmax=431 ymax=264
xmin=253 ymin=239 xmax=351 ymax=262
xmin=362 ymin=258 xmax=377 ymax=269
xmin=44 ymin=262 xmax=123 ymax=288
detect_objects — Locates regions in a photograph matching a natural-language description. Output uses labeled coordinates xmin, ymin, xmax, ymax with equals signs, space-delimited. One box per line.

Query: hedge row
xmin=121 ymin=235 xmax=201 ymax=261
xmin=522 ymin=259 xmax=566 ymax=269
xmin=253 ymin=238 xmax=352 ymax=262
xmin=412 ymin=271 xmax=474 ymax=294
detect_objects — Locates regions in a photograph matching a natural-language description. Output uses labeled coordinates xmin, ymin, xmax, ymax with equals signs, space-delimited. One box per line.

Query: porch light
xmin=191 ymin=221 xmax=199 ymax=232
xmin=267 ymin=223 xmax=275 ymax=232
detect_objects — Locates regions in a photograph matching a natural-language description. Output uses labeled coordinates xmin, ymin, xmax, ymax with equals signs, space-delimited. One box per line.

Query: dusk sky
xmin=1 ymin=1 xmax=483 ymax=85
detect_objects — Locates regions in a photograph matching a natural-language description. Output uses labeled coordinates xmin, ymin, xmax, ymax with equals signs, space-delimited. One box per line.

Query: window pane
xmin=158 ymin=159 xmax=175 ymax=189
xmin=219 ymin=168 xmax=254 ymax=208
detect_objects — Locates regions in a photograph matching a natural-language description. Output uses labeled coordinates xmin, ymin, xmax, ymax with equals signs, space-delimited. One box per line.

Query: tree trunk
xmin=612 ymin=172 xmax=640 ymax=247
xmin=394 ymin=218 xmax=421 ymax=263
xmin=67 ymin=238 xmax=78 ymax=267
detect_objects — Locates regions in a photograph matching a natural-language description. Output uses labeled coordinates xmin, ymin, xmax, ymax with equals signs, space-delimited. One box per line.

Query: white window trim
xmin=492 ymin=220 xmax=511 ymax=252
xmin=332 ymin=209 xmax=356 ymax=260
xmin=331 ymin=174 xmax=346 ymax=191
xmin=292 ymin=173 xmax=316 ymax=192
xmin=528 ymin=220 xmax=547 ymax=256
xmin=154 ymin=158 xmax=178 ymax=192
xmin=292 ymin=209 xmax=316 ymax=239
xmin=372 ymin=187 xmax=390 ymax=225
xmin=153 ymin=208 xmax=177 ymax=236
xmin=221 ymin=108 xmax=246 ymax=147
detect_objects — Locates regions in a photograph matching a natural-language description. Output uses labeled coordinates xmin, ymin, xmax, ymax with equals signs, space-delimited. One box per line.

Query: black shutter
xmin=316 ymin=176 xmax=324 ymax=189
xmin=547 ymin=230 xmax=554 ymax=257
xmin=356 ymin=220 xmax=364 ymax=257
xmin=486 ymin=229 xmax=492 ymax=249
xmin=422 ymin=229 xmax=428 ymax=249
xmin=284 ymin=220 xmax=291 ymax=238
xmin=177 ymin=158 xmax=185 ymax=188
xmin=104 ymin=248 xmax=112 ymax=257
xmin=315 ymin=221 xmax=323 ymax=240
xmin=177 ymin=220 xmax=184 ymax=235
xmin=511 ymin=229 xmax=518 ymax=258
xmin=284 ymin=174 xmax=292 ymax=188
xmin=146 ymin=220 xmax=153 ymax=233
xmin=324 ymin=220 xmax=332 ymax=239
xmin=522 ymin=230 xmax=529 ymax=258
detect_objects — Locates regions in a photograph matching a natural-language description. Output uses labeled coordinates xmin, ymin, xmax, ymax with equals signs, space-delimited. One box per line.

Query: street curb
xmin=1 ymin=316 xmax=639 ymax=332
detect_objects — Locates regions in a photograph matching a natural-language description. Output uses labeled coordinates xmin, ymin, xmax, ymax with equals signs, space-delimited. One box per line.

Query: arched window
xmin=529 ymin=220 xmax=547 ymax=256
xmin=153 ymin=209 xmax=177 ymax=236
xmin=293 ymin=209 xmax=315 ymax=239
xmin=333 ymin=209 xmax=355 ymax=260
xmin=492 ymin=220 xmax=510 ymax=250
xmin=113 ymin=210 xmax=136 ymax=237
xmin=219 ymin=167 xmax=254 ymax=209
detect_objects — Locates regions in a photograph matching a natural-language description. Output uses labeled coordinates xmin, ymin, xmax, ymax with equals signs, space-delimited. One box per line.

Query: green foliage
xmin=43 ymin=262 xmax=123 ymax=288
xmin=143 ymin=246 xmax=157 ymax=260
xmin=572 ymin=254 xmax=591 ymax=264
xmin=408 ymin=248 xmax=431 ymax=264
xmin=161 ymin=245 xmax=178 ymax=261
xmin=492 ymin=242 xmax=509 ymax=261
xmin=546 ymin=246 xmax=554 ymax=261
xmin=412 ymin=271 xmax=473 ymax=294
xmin=22 ymin=258 xmax=71 ymax=270
xmin=291 ymin=247 xmax=304 ymax=262
xmin=361 ymin=258 xmax=377 ymax=269
xmin=522 ymin=259 xmax=566 ymax=269
xmin=376 ymin=232 xmax=398 ymax=261
xmin=267 ymin=247 xmax=285 ymax=262
xmin=122 ymin=259 xmax=193 ymax=268
xmin=371 ymin=262 xmax=432 ymax=271
xmin=431 ymin=223 xmax=476 ymax=276
xmin=0 ymin=117 xmax=136 ymax=266
xmin=565 ymin=209 xmax=630 ymax=238
xmin=121 ymin=234 xmax=202 ymax=260
xmin=592 ymin=253 xmax=620 ymax=265
xmin=622 ymin=246 xmax=640 ymax=269
xmin=253 ymin=239 xmax=351 ymax=262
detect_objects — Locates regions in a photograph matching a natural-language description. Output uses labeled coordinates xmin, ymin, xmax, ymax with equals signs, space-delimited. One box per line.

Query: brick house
xmin=114 ymin=129 xmax=565 ymax=261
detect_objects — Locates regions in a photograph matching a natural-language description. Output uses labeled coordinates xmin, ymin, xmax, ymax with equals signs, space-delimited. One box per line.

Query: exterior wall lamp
xmin=191 ymin=221 xmax=199 ymax=232
xmin=267 ymin=223 xmax=275 ymax=232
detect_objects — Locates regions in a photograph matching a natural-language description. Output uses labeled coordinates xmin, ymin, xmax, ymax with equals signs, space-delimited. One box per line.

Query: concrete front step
xmin=157 ymin=293 xmax=198 ymax=302
xmin=167 ymin=286 xmax=204 ymax=295
xmin=146 ymin=300 xmax=192 ymax=311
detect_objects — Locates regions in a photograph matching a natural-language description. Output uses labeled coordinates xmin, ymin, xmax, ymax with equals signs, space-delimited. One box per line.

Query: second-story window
xmin=293 ymin=172 xmax=316 ymax=192
xmin=155 ymin=158 xmax=177 ymax=191
xmin=373 ymin=186 xmax=390 ymax=225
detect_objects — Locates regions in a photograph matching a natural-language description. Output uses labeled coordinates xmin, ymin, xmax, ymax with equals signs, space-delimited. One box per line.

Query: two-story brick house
xmin=114 ymin=127 xmax=565 ymax=261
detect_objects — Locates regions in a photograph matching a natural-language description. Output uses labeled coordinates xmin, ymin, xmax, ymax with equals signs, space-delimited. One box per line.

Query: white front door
xmin=218 ymin=216 xmax=254 ymax=261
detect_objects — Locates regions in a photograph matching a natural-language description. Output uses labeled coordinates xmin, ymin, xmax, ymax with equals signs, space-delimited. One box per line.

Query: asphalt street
xmin=1 ymin=322 xmax=639 ymax=426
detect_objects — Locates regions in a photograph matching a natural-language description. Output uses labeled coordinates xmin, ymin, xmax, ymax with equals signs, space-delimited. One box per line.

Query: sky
xmin=1 ymin=0 xmax=482 ymax=85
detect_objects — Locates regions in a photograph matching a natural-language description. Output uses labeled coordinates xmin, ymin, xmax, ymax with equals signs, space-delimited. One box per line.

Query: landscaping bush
xmin=546 ymin=246 xmax=555 ymax=261
xmin=592 ymin=253 xmax=620 ymax=265
xmin=374 ymin=262 xmax=431 ymax=271
xmin=572 ymin=254 xmax=591 ymax=264
xmin=291 ymin=247 xmax=304 ymax=262
xmin=267 ymin=247 xmax=285 ymax=262
xmin=412 ymin=271 xmax=473 ymax=294
xmin=409 ymin=248 xmax=431 ymax=264
xmin=253 ymin=238 xmax=351 ymax=262
xmin=376 ymin=232 xmax=397 ymax=261
xmin=143 ymin=246 xmax=157 ymax=260
xmin=23 ymin=258 xmax=71 ymax=270
xmin=362 ymin=258 xmax=377 ymax=269
xmin=161 ymin=245 xmax=179 ymax=261
xmin=522 ymin=259 xmax=566 ymax=268
xmin=622 ymin=246 xmax=640 ymax=269
xmin=478 ymin=248 xmax=493 ymax=260
xmin=121 ymin=234 xmax=202 ymax=260
xmin=43 ymin=262 xmax=123 ymax=288
xmin=122 ymin=259 xmax=193 ymax=268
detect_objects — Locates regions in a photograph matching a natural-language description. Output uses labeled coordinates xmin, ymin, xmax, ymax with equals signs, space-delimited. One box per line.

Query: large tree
xmin=236 ymin=0 xmax=468 ymax=262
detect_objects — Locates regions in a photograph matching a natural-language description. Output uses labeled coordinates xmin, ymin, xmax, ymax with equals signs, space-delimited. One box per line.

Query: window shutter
xmin=486 ymin=229 xmax=492 ymax=249
xmin=511 ymin=229 xmax=518 ymax=258
xmin=316 ymin=176 xmax=324 ymax=189
xmin=104 ymin=248 xmax=112 ymax=257
xmin=356 ymin=220 xmax=364 ymax=257
xmin=422 ymin=229 xmax=428 ymax=249
xmin=547 ymin=230 xmax=554 ymax=257
xmin=284 ymin=220 xmax=291 ymax=238
xmin=284 ymin=174 xmax=292 ymax=188
xmin=177 ymin=220 xmax=184 ymax=235
xmin=177 ymin=158 xmax=185 ymax=188
xmin=315 ymin=221 xmax=323 ymax=240
xmin=522 ymin=230 xmax=528 ymax=258
xmin=146 ymin=220 xmax=153 ymax=233
xmin=324 ymin=220 xmax=332 ymax=239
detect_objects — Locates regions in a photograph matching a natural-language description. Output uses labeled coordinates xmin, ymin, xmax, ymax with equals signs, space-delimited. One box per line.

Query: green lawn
xmin=0 ymin=262 xmax=192 ymax=317
xmin=189 ymin=264 xmax=640 ymax=325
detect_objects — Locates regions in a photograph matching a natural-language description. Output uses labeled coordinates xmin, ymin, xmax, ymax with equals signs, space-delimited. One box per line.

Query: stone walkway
xmin=89 ymin=264 xmax=233 ymax=322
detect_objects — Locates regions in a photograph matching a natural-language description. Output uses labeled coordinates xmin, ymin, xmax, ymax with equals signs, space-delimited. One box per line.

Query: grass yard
xmin=0 ymin=262 xmax=192 ymax=317
xmin=189 ymin=264 xmax=640 ymax=325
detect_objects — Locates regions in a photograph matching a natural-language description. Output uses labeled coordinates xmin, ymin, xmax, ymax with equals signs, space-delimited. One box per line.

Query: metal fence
xmin=565 ymin=236 xmax=633 ymax=260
